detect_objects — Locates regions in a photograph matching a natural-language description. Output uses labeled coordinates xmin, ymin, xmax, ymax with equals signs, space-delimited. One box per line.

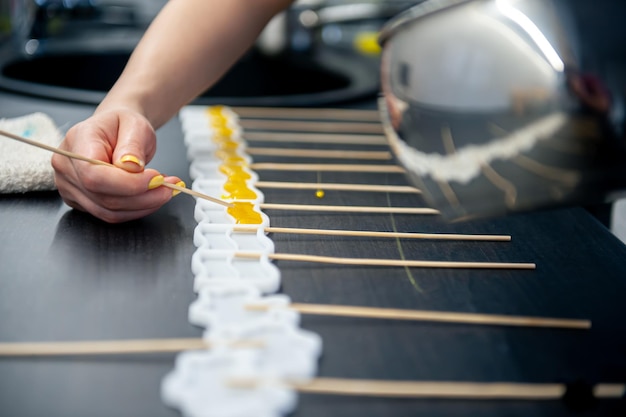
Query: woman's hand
xmin=51 ymin=0 xmax=293 ymax=223
xmin=52 ymin=109 xmax=183 ymax=223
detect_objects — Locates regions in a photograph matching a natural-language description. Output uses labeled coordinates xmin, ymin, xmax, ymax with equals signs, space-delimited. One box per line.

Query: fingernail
xmin=172 ymin=180 xmax=186 ymax=196
xmin=119 ymin=154 xmax=145 ymax=169
xmin=148 ymin=175 xmax=164 ymax=190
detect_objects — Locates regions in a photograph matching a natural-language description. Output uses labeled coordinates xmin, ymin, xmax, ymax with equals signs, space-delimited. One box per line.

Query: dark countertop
xmin=1 ymin=91 xmax=626 ymax=417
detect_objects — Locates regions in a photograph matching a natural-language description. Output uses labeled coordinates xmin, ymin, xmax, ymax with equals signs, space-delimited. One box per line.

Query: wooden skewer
xmin=245 ymin=147 xmax=392 ymax=160
xmin=258 ymin=203 xmax=439 ymax=215
xmin=231 ymin=378 xmax=623 ymax=400
xmin=249 ymin=302 xmax=586 ymax=329
xmin=255 ymin=181 xmax=420 ymax=194
xmin=231 ymin=225 xmax=511 ymax=242
xmin=240 ymin=119 xmax=384 ymax=134
xmin=231 ymin=106 xmax=381 ymax=122
xmin=160 ymin=182 xmax=231 ymax=207
xmin=0 ymin=302 xmax=588 ymax=356
xmin=0 ymin=128 xmax=232 ymax=208
xmin=235 ymin=251 xmax=536 ymax=270
xmin=0 ymin=338 xmax=266 ymax=356
xmin=0 ymin=128 xmax=113 ymax=167
xmin=250 ymin=163 xmax=405 ymax=173
xmin=244 ymin=131 xmax=388 ymax=145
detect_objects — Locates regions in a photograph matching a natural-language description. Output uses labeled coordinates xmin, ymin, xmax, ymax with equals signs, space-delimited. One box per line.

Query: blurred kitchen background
xmin=1 ymin=0 xmax=625 ymax=243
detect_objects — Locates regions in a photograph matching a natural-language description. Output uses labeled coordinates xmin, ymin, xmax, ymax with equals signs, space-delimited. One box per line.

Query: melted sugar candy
xmin=191 ymin=249 xmax=280 ymax=294
xmin=192 ymin=177 xmax=264 ymax=205
xmin=179 ymin=106 xmax=242 ymax=140
xmin=189 ymin=157 xmax=259 ymax=182
xmin=193 ymin=199 xmax=270 ymax=226
xmin=188 ymin=282 xmax=297 ymax=330
xmin=184 ymin=128 xmax=248 ymax=160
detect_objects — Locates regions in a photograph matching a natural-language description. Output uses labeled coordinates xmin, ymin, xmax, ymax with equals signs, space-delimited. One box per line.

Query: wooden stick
xmin=0 ymin=338 xmax=207 ymax=356
xmin=283 ymin=379 xmax=623 ymax=399
xmin=0 ymin=302 xmax=588 ymax=357
xmin=259 ymin=203 xmax=439 ymax=215
xmin=0 ymin=128 xmax=113 ymax=167
xmin=0 ymin=295 xmax=591 ymax=357
xmin=235 ymin=252 xmax=536 ymax=270
xmin=282 ymin=303 xmax=586 ymax=329
xmin=0 ymin=338 xmax=264 ymax=356
xmin=161 ymin=182 xmax=232 ymax=207
xmin=240 ymin=119 xmax=384 ymax=134
xmin=250 ymin=163 xmax=405 ymax=173
xmin=245 ymin=147 xmax=392 ymax=160
xmin=244 ymin=131 xmax=388 ymax=145
xmin=232 ymin=106 xmax=381 ymax=122
xmin=0 ymin=128 xmax=232 ymax=208
xmin=255 ymin=181 xmax=420 ymax=194
xmin=231 ymin=225 xmax=511 ymax=242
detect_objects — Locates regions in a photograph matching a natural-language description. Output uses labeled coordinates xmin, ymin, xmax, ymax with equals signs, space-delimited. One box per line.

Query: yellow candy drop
xmin=222 ymin=179 xmax=257 ymax=200
xmin=315 ymin=189 xmax=325 ymax=198
xmin=219 ymin=163 xmax=250 ymax=178
xmin=227 ymin=202 xmax=263 ymax=224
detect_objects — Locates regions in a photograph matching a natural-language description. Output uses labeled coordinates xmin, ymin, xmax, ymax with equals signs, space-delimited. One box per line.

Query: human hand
xmin=52 ymin=109 xmax=183 ymax=223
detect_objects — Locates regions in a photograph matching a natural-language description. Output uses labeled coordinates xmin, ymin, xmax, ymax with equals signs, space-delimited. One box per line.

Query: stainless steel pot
xmin=379 ymin=0 xmax=626 ymax=220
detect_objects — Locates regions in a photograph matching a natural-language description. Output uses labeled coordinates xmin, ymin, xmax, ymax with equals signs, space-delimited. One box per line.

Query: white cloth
xmin=0 ymin=113 xmax=63 ymax=193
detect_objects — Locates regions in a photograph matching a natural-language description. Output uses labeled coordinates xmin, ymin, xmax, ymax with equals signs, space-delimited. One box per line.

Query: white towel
xmin=0 ymin=112 xmax=64 ymax=193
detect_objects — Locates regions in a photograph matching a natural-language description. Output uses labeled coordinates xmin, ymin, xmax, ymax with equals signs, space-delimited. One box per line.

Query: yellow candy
xmin=315 ymin=189 xmax=325 ymax=198
xmin=222 ymin=179 xmax=257 ymax=200
xmin=219 ymin=163 xmax=250 ymax=178
xmin=215 ymin=149 xmax=246 ymax=164
xmin=207 ymin=105 xmax=225 ymax=117
xmin=227 ymin=202 xmax=263 ymax=224
xmin=214 ymin=126 xmax=234 ymax=138
xmin=217 ymin=140 xmax=240 ymax=151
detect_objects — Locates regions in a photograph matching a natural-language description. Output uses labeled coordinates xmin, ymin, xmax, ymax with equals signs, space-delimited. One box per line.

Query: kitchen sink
xmin=0 ymin=47 xmax=380 ymax=106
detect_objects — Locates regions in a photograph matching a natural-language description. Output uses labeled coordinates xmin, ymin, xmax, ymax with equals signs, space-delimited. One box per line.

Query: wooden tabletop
xmin=0 ymin=92 xmax=625 ymax=417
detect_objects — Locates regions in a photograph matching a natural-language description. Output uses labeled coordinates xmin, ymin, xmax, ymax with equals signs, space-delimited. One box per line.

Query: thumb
xmin=112 ymin=117 xmax=157 ymax=173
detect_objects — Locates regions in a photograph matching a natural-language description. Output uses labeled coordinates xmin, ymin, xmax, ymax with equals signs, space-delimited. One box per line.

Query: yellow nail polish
xmin=119 ymin=154 xmax=145 ymax=168
xmin=172 ymin=180 xmax=186 ymax=196
xmin=148 ymin=175 xmax=164 ymax=190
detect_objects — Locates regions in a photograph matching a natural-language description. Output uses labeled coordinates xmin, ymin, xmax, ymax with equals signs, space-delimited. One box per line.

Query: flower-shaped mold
xmin=193 ymin=222 xmax=273 ymax=252
xmin=191 ymin=250 xmax=280 ymax=294
xmin=179 ymin=106 xmax=242 ymax=138
xmin=179 ymin=104 xmax=240 ymax=127
xmin=192 ymin=177 xmax=264 ymax=205
xmin=186 ymin=139 xmax=251 ymax=164
xmin=188 ymin=282 xmax=297 ymax=330
xmin=205 ymin=320 xmax=322 ymax=379
xmin=189 ymin=158 xmax=259 ymax=182
xmin=185 ymin=132 xmax=248 ymax=161
xmin=194 ymin=199 xmax=270 ymax=226
xmin=161 ymin=348 xmax=296 ymax=417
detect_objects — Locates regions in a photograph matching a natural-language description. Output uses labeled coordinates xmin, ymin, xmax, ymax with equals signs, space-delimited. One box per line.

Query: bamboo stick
xmin=231 ymin=225 xmax=511 ymax=242
xmin=258 ymin=203 xmax=439 ymax=215
xmin=244 ymin=131 xmax=388 ymax=145
xmin=0 ymin=129 xmax=232 ymax=208
xmin=240 ymin=119 xmax=384 ymax=134
xmin=231 ymin=106 xmax=381 ymax=122
xmin=284 ymin=303 xmax=587 ymax=329
xmin=285 ymin=379 xmax=623 ymax=399
xmin=235 ymin=252 xmax=536 ymax=270
xmin=250 ymin=163 xmax=405 ymax=173
xmin=255 ymin=181 xmax=419 ymax=194
xmin=245 ymin=147 xmax=392 ymax=160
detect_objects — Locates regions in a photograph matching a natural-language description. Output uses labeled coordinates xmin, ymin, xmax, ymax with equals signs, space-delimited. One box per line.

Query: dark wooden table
xmin=1 ymin=92 xmax=625 ymax=417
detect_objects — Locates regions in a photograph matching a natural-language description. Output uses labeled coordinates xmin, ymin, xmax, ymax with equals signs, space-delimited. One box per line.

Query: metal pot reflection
xmin=378 ymin=0 xmax=626 ymax=220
